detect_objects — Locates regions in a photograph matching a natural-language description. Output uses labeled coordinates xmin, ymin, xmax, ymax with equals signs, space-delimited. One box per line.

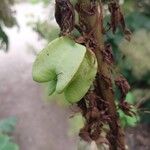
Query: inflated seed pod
xmin=32 ymin=36 xmax=97 ymax=103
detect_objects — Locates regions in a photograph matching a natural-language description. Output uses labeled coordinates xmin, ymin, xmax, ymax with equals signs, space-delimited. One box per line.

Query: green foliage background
xmin=0 ymin=0 xmax=17 ymax=51
xmin=0 ymin=117 xmax=19 ymax=150
xmin=107 ymin=0 xmax=150 ymax=125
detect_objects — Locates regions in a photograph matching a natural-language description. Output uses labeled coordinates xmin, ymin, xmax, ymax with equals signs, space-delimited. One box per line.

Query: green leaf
xmin=0 ymin=117 xmax=17 ymax=134
xmin=126 ymin=92 xmax=136 ymax=104
xmin=118 ymin=109 xmax=139 ymax=128
xmin=125 ymin=115 xmax=139 ymax=127
xmin=0 ymin=26 xmax=9 ymax=51
xmin=0 ymin=134 xmax=10 ymax=149
xmin=68 ymin=113 xmax=85 ymax=136
xmin=0 ymin=134 xmax=19 ymax=150
xmin=64 ymin=50 xmax=97 ymax=103
xmin=32 ymin=36 xmax=86 ymax=94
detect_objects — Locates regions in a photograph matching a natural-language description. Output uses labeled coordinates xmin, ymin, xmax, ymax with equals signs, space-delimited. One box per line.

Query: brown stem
xmin=77 ymin=0 xmax=125 ymax=149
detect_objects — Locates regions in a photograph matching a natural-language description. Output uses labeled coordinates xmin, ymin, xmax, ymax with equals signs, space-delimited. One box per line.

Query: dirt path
xmin=0 ymin=3 xmax=76 ymax=150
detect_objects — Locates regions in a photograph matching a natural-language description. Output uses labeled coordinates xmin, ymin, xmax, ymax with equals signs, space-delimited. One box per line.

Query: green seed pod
xmin=32 ymin=36 xmax=86 ymax=93
xmin=32 ymin=36 xmax=97 ymax=103
xmin=64 ymin=49 xmax=97 ymax=103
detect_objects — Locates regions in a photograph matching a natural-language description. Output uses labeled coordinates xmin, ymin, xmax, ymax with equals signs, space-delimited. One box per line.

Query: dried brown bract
xmin=79 ymin=125 xmax=92 ymax=142
xmin=75 ymin=0 xmax=97 ymax=16
xmin=115 ymin=76 xmax=131 ymax=99
xmin=55 ymin=0 xmax=75 ymax=35
xmin=77 ymin=99 xmax=87 ymax=117
xmin=78 ymin=90 xmax=112 ymax=141
xmin=124 ymin=28 xmax=132 ymax=41
xmin=108 ymin=0 xmax=122 ymax=33
xmin=75 ymin=33 xmax=97 ymax=51
xmin=118 ymin=101 xmax=136 ymax=117
xmin=107 ymin=1 xmax=125 ymax=31
xmin=108 ymin=0 xmax=132 ymax=41
xmin=102 ymin=44 xmax=114 ymax=65
xmin=101 ymin=74 xmax=112 ymax=90
xmin=86 ymin=107 xmax=100 ymax=121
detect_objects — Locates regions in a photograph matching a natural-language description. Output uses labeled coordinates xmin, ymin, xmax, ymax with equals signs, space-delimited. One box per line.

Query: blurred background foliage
xmin=0 ymin=117 xmax=19 ymax=150
xmin=109 ymin=0 xmax=150 ymax=125
xmin=29 ymin=0 xmax=49 ymax=5
xmin=0 ymin=0 xmax=17 ymax=51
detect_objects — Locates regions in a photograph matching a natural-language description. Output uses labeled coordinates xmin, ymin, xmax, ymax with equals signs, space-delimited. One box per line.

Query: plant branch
xmin=76 ymin=0 xmax=125 ymax=149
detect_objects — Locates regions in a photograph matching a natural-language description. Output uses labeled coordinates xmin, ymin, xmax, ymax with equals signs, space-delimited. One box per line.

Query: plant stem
xmin=77 ymin=0 xmax=125 ymax=149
